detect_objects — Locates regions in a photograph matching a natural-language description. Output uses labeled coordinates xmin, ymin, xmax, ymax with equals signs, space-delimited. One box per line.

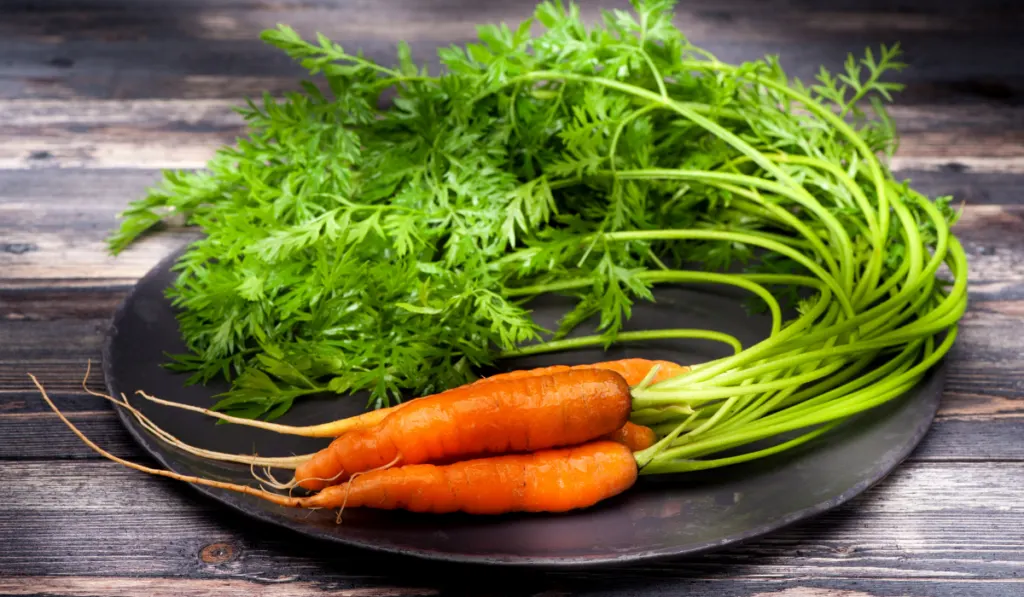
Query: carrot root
xmin=31 ymin=372 xmax=302 ymax=509
xmin=124 ymin=393 xmax=309 ymax=469
xmin=74 ymin=362 xmax=310 ymax=469
xmin=135 ymin=390 xmax=379 ymax=438
xmin=55 ymin=358 xmax=682 ymax=508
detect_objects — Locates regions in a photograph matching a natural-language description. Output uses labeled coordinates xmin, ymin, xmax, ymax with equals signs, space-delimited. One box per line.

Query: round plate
xmin=102 ymin=247 xmax=946 ymax=567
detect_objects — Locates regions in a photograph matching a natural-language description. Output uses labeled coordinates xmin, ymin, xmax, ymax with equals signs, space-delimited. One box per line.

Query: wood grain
xmin=2 ymin=0 xmax=1023 ymax=103
xmin=6 ymin=72 xmax=1021 ymax=106
xmin=1 ymin=100 xmax=1022 ymax=170
xmin=0 ymin=461 xmax=1021 ymax=594
xmin=0 ymin=203 xmax=1022 ymax=332
xmin=1 ymin=579 xmax=1022 ymax=597
xmin=0 ymin=578 xmax=439 ymax=597
xmin=9 ymin=2 xmax=1024 ymax=45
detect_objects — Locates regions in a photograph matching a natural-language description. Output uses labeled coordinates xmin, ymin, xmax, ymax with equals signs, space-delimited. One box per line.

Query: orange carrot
xmin=109 ymin=360 xmax=674 ymax=475
xmin=299 ymin=441 xmax=638 ymax=514
xmin=131 ymin=358 xmax=689 ymax=441
xmin=602 ymin=421 xmax=657 ymax=451
xmin=34 ymin=375 xmax=639 ymax=515
xmin=320 ymin=358 xmax=684 ymax=445
xmin=465 ymin=359 xmax=676 ymax=453
xmin=294 ymin=368 xmax=631 ymax=491
xmin=469 ymin=358 xmax=689 ymax=388
xmin=312 ymin=358 xmax=687 ymax=437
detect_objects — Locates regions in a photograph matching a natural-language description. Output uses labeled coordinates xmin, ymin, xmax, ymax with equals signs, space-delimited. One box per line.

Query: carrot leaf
xmin=106 ymin=0 xmax=967 ymax=441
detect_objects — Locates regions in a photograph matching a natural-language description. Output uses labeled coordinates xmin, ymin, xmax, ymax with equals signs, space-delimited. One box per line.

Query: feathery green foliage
xmin=108 ymin=0 xmax=966 ymax=472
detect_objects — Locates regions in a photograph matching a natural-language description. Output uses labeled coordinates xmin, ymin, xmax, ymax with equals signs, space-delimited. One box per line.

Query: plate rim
xmin=101 ymin=246 xmax=947 ymax=568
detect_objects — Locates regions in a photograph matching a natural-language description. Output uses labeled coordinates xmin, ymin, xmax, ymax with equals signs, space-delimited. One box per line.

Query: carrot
xmin=118 ymin=382 xmax=653 ymax=472
xmin=113 ymin=380 xmax=652 ymax=478
xmin=468 ymin=358 xmax=689 ymax=389
xmin=299 ymin=441 xmax=638 ymax=514
xmin=294 ymin=368 xmax=631 ymax=491
xmin=99 ymin=359 xmax=670 ymax=478
xmin=603 ymin=421 xmax=657 ymax=451
xmin=133 ymin=358 xmax=689 ymax=439
xmin=33 ymin=374 xmax=638 ymax=516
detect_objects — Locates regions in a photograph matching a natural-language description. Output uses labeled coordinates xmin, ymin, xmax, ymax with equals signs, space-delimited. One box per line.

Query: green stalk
xmin=633 ymin=358 xmax=847 ymax=406
xmin=639 ymin=421 xmax=843 ymax=474
xmin=645 ymin=327 xmax=954 ymax=468
xmin=500 ymin=328 xmax=743 ymax=358
xmin=676 ymin=60 xmax=895 ymax=262
xmin=645 ymin=292 xmax=837 ymax=388
xmin=498 ymin=70 xmax=857 ymax=293
xmin=631 ymin=405 xmax=694 ymax=426
xmin=507 ymin=269 xmax=784 ymax=336
xmin=605 ymin=168 xmax=849 ymax=298
xmin=600 ymin=228 xmax=852 ymax=317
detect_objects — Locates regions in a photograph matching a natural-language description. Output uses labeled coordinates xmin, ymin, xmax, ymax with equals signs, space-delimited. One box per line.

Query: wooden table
xmin=2 ymin=1 xmax=1022 ymax=595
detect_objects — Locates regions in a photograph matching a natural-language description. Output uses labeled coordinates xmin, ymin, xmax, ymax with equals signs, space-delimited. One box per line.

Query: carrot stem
xmin=638 ymin=420 xmax=843 ymax=475
xmin=501 ymin=329 xmax=743 ymax=358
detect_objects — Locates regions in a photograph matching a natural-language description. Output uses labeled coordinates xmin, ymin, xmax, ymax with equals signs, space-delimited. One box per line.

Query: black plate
xmin=102 ymin=247 xmax=946 ymax=567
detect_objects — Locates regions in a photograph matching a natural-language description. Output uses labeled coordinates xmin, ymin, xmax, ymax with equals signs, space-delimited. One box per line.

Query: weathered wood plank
xmin=7 ymin=99 xmax=1017 ymax=133
xmin=3 ymin=0 xmax=1021 ymax=11
xmin=0 ymin=165 xmax=1018 ymax=235
xmin=7 ymin=4 xmax=1023 ymax=45
xmin=0 ymin=231 xmax=194 ymax=286
xmin=0 ymin=360 xmax=114 ymax=398
xmin=0 ymin=252 xmax=1021 ymax=362
xmin=6 ymin=71 xmax=1021 ymax=106
xmin=5 ymin=2 xmax=1024 ymax=48
xmin=0 ymin=73 xmax=313 ymax=101
xmin=3 ymin=1 xmax=1022 ymax=51
xmin=0 ymin=578 xmax=439 ymax=597
xmin=0 ymin=286 xmax=127 ymax=321
xmin=0 ymin=461 xmax=1021 ymax=593
xmin=1 ymin=100 xmax=1021 ymax=170
xmin=896 ymin=169 xmax=1024 ymax=205
xmin=0 ymin=319 xmax=110 ymax=360
xmin=5 ymin=144 xmax=1024 ymax=172
xmin=2 ymin=0 xmax=1023 ymax=102
xmin=955 ymin=206 xmax=1024 ymax=299
xmin=0 ymin=411 xmax=142 ymax=460
xmin=1 ymin=578 xmax=1022 ymax=597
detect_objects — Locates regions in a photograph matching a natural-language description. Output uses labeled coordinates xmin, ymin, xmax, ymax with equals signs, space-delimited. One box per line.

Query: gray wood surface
xmin=1 ymin=0 xmax=1022 ymax=595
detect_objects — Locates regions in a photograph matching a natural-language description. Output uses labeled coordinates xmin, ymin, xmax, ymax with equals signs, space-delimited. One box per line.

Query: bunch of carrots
xmin=33 ymin=358 xmax=691 ymax=516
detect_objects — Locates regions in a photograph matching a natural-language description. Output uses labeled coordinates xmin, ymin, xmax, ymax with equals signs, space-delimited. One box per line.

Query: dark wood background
xmin=1 ymin=0 xmax=1022 ymax=595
